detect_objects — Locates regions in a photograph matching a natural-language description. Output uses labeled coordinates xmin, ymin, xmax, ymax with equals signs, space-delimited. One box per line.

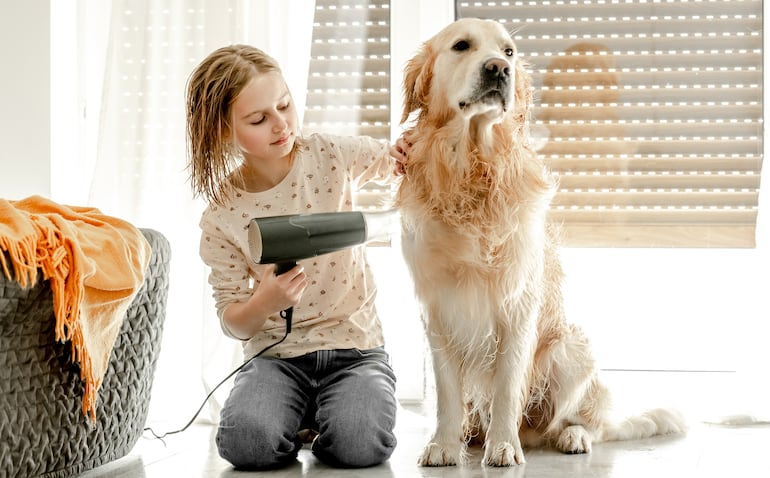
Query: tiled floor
xmin=80 ymin=401 xmax=770 ymax=478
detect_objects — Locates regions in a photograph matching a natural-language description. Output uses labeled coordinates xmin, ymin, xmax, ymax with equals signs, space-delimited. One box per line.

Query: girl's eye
xmin=251 ymin=117 xmax=265 ymax=125
xmin=279 ymin=102 xmax=290 ymax=110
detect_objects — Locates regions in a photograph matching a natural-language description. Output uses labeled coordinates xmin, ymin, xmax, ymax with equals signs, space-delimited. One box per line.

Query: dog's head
xmin=402 ymin=18 xmax=531 ymax=127
xmin=396 ymin=20 xmax=554 ymax=239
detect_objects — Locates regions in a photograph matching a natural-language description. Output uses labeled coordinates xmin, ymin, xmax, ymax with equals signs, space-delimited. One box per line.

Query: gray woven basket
xmin=0 ymin=228 xmax=170 ymax=478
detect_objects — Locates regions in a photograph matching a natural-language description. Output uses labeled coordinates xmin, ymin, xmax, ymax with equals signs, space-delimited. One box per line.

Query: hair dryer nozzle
xmin=361 ymin=209 xmax=399 ymax=244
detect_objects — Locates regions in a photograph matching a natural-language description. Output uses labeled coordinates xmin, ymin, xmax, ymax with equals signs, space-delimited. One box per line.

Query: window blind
xmin=304 ymin=0 xmax=393 ymax=210
xmin=457 ymin=0 xmax=763 ymax=247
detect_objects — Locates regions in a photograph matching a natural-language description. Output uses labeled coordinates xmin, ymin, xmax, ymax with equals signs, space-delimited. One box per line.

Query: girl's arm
xmin=343 ymin=133 xmax=413 ymax=187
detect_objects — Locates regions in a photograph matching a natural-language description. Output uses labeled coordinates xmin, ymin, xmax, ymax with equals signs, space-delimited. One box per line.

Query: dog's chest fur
xmin=398 ymin=123 xmax=554 ymax=390
xmin=401 ymin=203 xmax=547 ymax=355
xmin=399 ymin=146 xmax=551 ymax=307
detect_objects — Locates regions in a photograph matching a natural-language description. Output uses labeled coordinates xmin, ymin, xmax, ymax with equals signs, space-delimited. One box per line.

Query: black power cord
xmin=145 ymin=264 xmax=296 ymax=442
xmin=143 ymin=321 xmax=291 ymax=443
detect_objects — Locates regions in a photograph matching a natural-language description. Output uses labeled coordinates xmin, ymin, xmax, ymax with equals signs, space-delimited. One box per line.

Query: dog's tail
xmin=600 ymin=408 xmax=687 ymax=442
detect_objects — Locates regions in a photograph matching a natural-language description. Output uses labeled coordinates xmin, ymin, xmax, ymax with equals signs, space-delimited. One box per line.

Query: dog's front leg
xmin=419 ymin=324 xmax=467 ymax=466
xmin=483 ymin=306 xmax=537 ymax=466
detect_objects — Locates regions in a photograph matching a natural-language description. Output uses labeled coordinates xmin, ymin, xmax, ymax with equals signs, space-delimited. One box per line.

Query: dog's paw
xmin=556 ymin=425 xmax=593 ymax=454
xmin=483 ymin=440 xmax=526 ymax=466
xmin=645 ymin=407 xmax=688 ymax=435
xmin=418 ymin=441 xmax=466 ymax=467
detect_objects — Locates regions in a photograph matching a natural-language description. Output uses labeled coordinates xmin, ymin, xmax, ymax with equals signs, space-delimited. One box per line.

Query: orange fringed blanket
xmin=0 ymin=195 xmax=151 ymax=420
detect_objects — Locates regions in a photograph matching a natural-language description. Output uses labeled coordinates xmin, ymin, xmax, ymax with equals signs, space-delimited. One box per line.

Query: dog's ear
xmin=514 ymin=56 xmax=533 ymax=121
xmin=401 ymin=45 xmax=434 ymax=124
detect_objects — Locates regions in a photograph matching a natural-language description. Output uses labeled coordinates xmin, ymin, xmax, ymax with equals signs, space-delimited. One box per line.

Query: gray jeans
xmin=216 ymin=347 xmax=398 ymax=469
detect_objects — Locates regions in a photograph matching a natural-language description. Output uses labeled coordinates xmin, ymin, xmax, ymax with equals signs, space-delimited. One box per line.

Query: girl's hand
xmin=251 ymin=263 xmax=308 ymax=315
xmin=220 ymin=263 xmax=308 ymax=340
xmin=390 ymin=135 xmax=412 ymax=176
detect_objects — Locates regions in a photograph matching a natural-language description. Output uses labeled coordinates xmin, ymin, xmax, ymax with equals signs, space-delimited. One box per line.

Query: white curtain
xmin=82 ymin=0 xmax=315 ymax=426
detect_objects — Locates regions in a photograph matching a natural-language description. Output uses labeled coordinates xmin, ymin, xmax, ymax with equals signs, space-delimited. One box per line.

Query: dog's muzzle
xmin=459 ymin=58 xmax=512 ymax=112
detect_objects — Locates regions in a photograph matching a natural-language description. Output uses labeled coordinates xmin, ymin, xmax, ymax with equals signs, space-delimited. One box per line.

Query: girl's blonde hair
xmin=186 ymin=44 xmax=285 ymax=206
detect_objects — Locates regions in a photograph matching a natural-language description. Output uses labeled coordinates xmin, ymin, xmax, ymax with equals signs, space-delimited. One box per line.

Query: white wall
xmin=0 ymin=1 xmax=51 ymax=200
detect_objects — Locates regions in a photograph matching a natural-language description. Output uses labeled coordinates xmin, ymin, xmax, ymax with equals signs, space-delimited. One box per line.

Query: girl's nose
xmin=273 ymin=116 xmax=287 ymax=133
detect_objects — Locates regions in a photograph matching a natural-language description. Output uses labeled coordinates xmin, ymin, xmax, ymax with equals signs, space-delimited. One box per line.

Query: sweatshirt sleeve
xmin=199 ymin=207 xmax=254 ymax=335
xmin=332 ymin=134 xmax=401 ymax=189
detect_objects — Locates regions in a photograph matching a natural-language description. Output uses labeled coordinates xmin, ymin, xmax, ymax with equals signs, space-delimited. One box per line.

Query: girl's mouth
xmin=272 ymin=134 xmax=291 ymax=146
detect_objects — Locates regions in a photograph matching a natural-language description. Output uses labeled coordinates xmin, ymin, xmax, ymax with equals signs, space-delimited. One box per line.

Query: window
xmin=304 ymin=1 xmax=391 ymax=139
xmin=457 ymin=1 xmax=763 ymax=247
xmin=304 ymin=0 xmax=393 ymax=209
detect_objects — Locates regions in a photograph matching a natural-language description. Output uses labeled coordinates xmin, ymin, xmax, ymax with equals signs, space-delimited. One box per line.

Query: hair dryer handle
xmin=274 ymin=261 xmax=297 ymax=276
xmin=274 ymin=261 xmax=296 ymax=333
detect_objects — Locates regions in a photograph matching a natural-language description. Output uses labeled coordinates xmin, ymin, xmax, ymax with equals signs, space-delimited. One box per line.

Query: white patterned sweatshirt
xmin=199 ymin=133 xmax=398 ymax=360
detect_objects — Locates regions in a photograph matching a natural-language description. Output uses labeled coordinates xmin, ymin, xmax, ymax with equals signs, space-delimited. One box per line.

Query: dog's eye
xmin=504 ymin=48 xmax=515 ymax=57
xmin=452 ymin=40 xmax=470 ymax=52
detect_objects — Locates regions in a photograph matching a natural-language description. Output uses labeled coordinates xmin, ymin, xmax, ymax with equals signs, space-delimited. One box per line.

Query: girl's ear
xmin=401 ymin=44 xmax=434 ymax=124
xmin=221 ymin=120 xmax=234 ymax=144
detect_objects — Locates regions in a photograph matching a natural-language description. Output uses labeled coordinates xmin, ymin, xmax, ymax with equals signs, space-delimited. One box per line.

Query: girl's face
xmin=230 ymin=72 xmax=298 ymax=164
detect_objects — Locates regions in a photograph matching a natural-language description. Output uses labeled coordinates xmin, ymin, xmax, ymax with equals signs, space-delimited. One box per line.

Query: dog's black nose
xmin=484 ymin=58 xmax=511 ymax=79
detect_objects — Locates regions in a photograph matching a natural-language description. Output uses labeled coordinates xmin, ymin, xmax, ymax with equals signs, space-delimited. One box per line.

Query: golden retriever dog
xmin=395 ymin=18 xmax=685 ymax=467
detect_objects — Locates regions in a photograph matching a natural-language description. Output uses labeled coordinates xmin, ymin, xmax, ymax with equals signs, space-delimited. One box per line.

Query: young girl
xmin=186 ymin=44 xmax=407 ymax=470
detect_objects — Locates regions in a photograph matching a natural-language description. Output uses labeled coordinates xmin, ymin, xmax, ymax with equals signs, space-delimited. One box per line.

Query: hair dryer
xmin=247 ymin=210 xmax=398 ymax=331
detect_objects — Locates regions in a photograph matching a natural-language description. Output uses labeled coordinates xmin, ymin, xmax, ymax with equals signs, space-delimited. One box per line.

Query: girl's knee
xmin=312 ymin=415 xmax=397 ymax=468
xmin=216 ymin=417 xmax=299 ymax=470
xmin=313 ymin=432 xmax=396 ymax=468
